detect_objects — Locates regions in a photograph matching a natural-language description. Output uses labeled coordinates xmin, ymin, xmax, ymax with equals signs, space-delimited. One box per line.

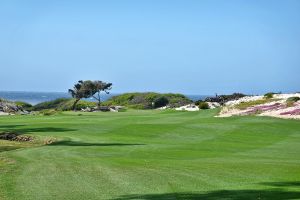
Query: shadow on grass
xmin=0 ymin=146 xmax=21 ymax=153
xmin=113 ymin=181 xmax=300 ymax=200
xmin=49 ymin=140 xmax=145 ymax=147
xmin=112 ymin=190 xmax=300 ymax=200
xmin=0 ymin=125 xmax=25 ymax=129
xmin=0 ymin=124 xmax=76 ymax=134
xmin=0 ymin=125 xmax=77 ymax=152
xmin=260 ymin=181 xmax=300 ymax=187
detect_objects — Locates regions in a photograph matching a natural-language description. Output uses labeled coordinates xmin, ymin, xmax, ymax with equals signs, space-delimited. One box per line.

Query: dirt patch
xmin=44 ymin=137 xmax=56 ymax=145
xmin=0 ymin=132 xmax=34 ymax=142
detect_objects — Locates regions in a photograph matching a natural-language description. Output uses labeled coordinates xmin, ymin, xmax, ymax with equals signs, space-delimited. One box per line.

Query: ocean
xmin=0 ymin=91 xmax=210 ymax=105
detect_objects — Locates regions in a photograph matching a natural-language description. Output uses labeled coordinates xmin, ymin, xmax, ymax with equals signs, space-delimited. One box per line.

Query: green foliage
xmin=286 ymin=96 xmax=300 ymax=107
xmin=32 ymin=98 xmax=70 ymax=111
xmin=31 ymin=98 xmax=97 ymax=111
xmin=235 ymin=99 xmax=274 ymax=110
xmin=75 ymin=101 xmax=97 ymax=110
xmin=68 ymin=80 xmax=112 ymax=109
xmin=38 ymin=109 xmax=59 ymax=116
xmin=103 ymin=92 xmax=191 ymax=109
xmin=195 ymin=100 xmax=203 ymax=106
xmin=286 ymin=96 xmax=300 ymax=103
xmin=0 ymin=98 xmax=10 ymax=103
xmin=14 ymin=101 xmax=32 ymax=110
xmin=198 ymin=102 xmax=209 ymax=109
xmin=205 ymin=93 xmax=246 ymax=104
xmin=264 ymin=92 xmax=274 ymax=99
xmin=153 ymin=96 xmax=169 ymax=108
xmin=117 ymin=107 xmax=127 ymax=112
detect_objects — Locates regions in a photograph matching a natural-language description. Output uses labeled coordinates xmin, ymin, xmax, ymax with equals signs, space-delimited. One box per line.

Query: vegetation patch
xmin=102 ymin=92 xmax=192 ymax=109
xmin=31 ymin=98 xmax=97 ymax=111
xmin=14 ymin=101 xmax=33 ymax=110
xmin=0 ymin=132 xmax=34 ymax=142
xmin=198 ymin=102 xmax=209 ymax=109
xmin=205 ymin=93 xmax=246 ymax=104
xmin=286 ymin=96 xmax=300 ymax=107
xmin=264 ymin=92 xmax=274 ymax=99
xmin=29 ymin=92 xmax=191 ymax=111
xmin=234 ymin=99 xmax=275 ymax=110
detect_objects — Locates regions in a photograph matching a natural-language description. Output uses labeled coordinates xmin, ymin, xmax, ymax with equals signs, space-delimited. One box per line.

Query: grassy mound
xmin=29 ymin=92 xmax=191 ymax=111
xmin=102 ymin=92 xmax=192 ymax=109
xmin=31 ymin=98 xmax=97 ymax=111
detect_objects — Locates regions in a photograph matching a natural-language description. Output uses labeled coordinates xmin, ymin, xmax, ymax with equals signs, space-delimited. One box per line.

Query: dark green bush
xmin=286 ymin=96 xmax=300 ymax=107
xmin=286 ymin=96 xmax=300 ymax=102
xmin=194 ymin=100 xmax=204 ymax=106
xmin=205 ymin=93 xmax=246 ymax=105
xmin=39 ymin=109 xmax=58 ymax=116
xmin=117 ymin=107 xmax=127 ymax=112
xmin=264 ymin=93 xmax=274 ymax=99
xmin=153 ymin=96 xmax=169 ymax=108
xmin=198 ymin=102 xmax=209 ymax=109
xmin=128 ymin=104 xmax=148 ymax=109
xmin=14 ymin=101 xmax=32 ymax=110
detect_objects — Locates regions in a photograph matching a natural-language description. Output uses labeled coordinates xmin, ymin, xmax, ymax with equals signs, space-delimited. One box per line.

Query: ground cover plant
xmin=0 ymin=110 xmax=299 ymax=199
xmin=31 ymin=98 xmax=97 ymax=111
xmin=102 ymin=92 xmax=192 ymax=109
xmin=234 ymin=99 xmax=276 ymax=110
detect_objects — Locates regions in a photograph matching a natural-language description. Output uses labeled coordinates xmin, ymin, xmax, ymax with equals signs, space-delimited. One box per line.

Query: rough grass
xmin=31 ymin=98 xmax=97 ymax=111
xmin=234 ymin=99 xmax=276 ymax=110
xmin=0 ymin=110 xmax=300 ymax=200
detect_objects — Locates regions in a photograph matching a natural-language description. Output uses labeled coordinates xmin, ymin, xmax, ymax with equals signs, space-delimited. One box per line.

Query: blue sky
xmin=0 ymin=0 xmax=299 ymax=95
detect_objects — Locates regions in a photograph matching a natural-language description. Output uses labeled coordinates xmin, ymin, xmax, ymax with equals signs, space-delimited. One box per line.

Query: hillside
xmin=0 ymin=98 xmax=29 ymax=115
xmin=102 ymin=92 xmax=192 ymax=109
xmin=30 ymin=98 xmax=96 ymax=111
xmin=218 ymin=93 xmax=300 ymax=119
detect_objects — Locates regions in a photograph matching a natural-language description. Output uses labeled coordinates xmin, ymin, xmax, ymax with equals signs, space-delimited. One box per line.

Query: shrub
xmin=74 ymin=101 xmax=97 ymax=110
xmin=39 ymin=109 xmax=58 ymax=116
xmin=264 ymin=93 xmax=274 ymax=99
xmin=286 ymin=96 xmax=300 ymax=107
xmin=205 ymin=93 xmax=246 ymax=105
xmin=198 ymin=102 xmax=209 ymax=109
xmin=286 ymin=96 xmax=300 ymax=102
xmin=128 ymin=104 xmax=147 ymax=109
xmin=117 ymin=107 xmax=127 ymax=112
xmin=14 ymin=101 xmax=32 ymax=110
xmin=153 ymin=96 xmax=169 ymax=108
xmin=194 ymin=100 xmax=204 ymax=106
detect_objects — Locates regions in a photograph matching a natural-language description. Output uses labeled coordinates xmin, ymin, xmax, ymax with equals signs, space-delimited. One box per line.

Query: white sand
xmin=218 ymin=93 xmax=300 ymax=119
xmin=0 ymin=111 xmax=9 ymax=116
xmin=175 ymin=104 xmax=199 ymax=111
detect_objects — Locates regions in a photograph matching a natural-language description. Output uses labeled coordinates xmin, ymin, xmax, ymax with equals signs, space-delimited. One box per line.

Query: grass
xmin=0 ymin=109 xmax=300 ymax=199
xmin=234 ymin=99 xmax=276 ymax=110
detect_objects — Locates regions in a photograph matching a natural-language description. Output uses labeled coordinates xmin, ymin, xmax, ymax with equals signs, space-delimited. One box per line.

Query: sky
xmin=0 ymin=0 xmax=299 ymax=95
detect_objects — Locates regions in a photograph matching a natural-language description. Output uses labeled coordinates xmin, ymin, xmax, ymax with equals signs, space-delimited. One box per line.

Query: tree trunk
xmin=72 ymin=98 xmax=80 ymax=111
xmin=97 ymin=92 xmax=101 ymax=108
